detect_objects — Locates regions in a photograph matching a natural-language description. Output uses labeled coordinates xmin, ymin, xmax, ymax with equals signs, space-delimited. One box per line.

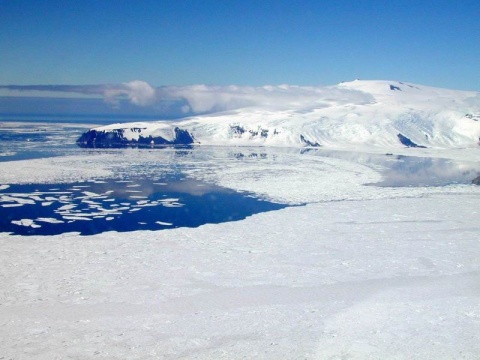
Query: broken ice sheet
xmin=11 ymin=219 xmax=41 ymax=228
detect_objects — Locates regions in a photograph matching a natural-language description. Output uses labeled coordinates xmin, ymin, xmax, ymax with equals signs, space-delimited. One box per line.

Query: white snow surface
xmin=90 ymin=80 xmax=480 ymax=149
xmin=1 ymin=110 xmax=480 ymax=358
xmin=1 ymin=192 xmax=479 ymax=359
xmin=97 ymin=121 xmax=181 ymax=142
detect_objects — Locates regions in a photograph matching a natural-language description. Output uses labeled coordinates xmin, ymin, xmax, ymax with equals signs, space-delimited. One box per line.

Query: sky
xmin=0 ymin=0 xmax=479 ymax=118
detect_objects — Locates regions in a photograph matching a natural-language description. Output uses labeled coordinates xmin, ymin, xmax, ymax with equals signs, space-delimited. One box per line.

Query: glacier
xmin=77 ymin=80 xmax=480 ymax=150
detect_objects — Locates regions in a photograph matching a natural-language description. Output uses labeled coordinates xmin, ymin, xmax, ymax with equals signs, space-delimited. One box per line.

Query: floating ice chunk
xmin=134 ymin=203 xmax=157 ymax=208
xmin=98 ymin=211 xmax=122 ymax=215
xmin=162 ymin=202 xmax=184 ymax=208
xmin=28 ymin=195 xmax=44 ymax=201
xmin=36 ymin=217 xmax=64 ymax=224
xmin=126 ymin=184 xmax=141 ymax=188
xmin=82 ymin=200 xmax=101 ymax=205
xmin=88 ymin=205 xmax=103 ymax=210
xmin=0 ymin=151 xmax=15 ymax=157
xmin=105 ymin=217 xmax=114 ymax=221
xmin=129 ymin=195 xmax=148 ymax=199
xmin=42 ymin=201 xmax=54 ymax=206
xmin=156 ymin=221 xmax=173 ymax=226
xmin=2 ymin=203 xmax=24 ymax=208
xmin=159 ymin=198 xmax=180 ymax=203
xmin=82 ymin=191 xmax=102 ymax=197
xmin=1 ymin=195 xmax=36 ymax=204
xmin=62 ymin=216 xmax=92 ymax=221
xmin=158 ymin=198 xmax=184 ymax=207
xmin=11 ymin=219 xmax=41 ymax=228
xmin=58 ymin=204 xmax=76 ymax=211
xmin=0 ymin=185 xmax=10 ymax=191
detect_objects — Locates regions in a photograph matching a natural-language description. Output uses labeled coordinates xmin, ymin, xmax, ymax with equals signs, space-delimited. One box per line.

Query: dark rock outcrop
xmin=229 ymin=125 xmax=246 ymax=136
xmin=229 ymin=124 xmax=270 ymax=139
xmin=300 ymin=135 xmax=321 ymax=147
xmin=397 ymin=133 xmax=427 ymax=148
xmin=76 ymin=127 xmax=195 ymax=148
xmin=472 ymin=175 xmax=480 ymax=185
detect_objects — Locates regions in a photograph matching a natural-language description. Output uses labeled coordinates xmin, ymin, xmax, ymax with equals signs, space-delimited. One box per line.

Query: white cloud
xmin=103 ymin=80 xmax=157 ymax=107
xmin=158 ymin=83 xmax=375 ymax=114
xmin=0 ymin=80 xmax=377 ymax=116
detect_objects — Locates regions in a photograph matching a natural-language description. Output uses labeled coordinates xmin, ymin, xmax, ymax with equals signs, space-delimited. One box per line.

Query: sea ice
xmin=57 ymin=204 xmax=76 ymax=211
xmin=11 ymin=218 xmax=40 ymax=228
xmin=0 ymin=143 xmax=479 ymax=359
xmin=156 ymin=221 xmax=173 ymax=226
xmin=36 ymin=217 xmax=64 ymax=224
xmin=62 ymin=216 xmax=92 ymax=221
xmin=2 ymin=203 xmax=24 ymax=208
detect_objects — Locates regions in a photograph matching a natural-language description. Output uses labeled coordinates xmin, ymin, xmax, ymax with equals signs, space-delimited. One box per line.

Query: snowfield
xmin=1 ymin=194 xmax=479 ymax=359
xmin=1 ymin=79 xmax=480 ymax=359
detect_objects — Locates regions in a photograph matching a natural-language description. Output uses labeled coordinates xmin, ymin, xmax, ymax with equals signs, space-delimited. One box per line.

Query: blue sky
xmin=1 ymin=0 xmax=479 ymax=90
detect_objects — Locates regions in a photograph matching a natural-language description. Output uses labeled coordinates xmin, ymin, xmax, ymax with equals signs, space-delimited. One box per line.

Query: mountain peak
xmin=78 ymin=80 xmax=480 ymax=150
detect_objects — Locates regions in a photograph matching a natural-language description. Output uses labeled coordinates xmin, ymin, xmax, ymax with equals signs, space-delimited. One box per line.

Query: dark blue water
xmin=0 ymin=176 xmax=287 ymax=236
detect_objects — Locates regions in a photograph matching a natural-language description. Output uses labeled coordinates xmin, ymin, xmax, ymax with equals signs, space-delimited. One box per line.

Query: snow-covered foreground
xmin=1 ymin=146 xmax=480 ymax=359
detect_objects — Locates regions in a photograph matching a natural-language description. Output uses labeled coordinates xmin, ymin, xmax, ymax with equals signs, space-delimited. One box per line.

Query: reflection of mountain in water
xmin=291 ymin=148 xmax=479 ymax=187
xmin=374 ymin=156 xmax=478 ymax=187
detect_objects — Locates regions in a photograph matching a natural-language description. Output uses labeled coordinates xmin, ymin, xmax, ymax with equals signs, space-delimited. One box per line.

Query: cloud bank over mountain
xmin=1 ymin=80 xmax=376 ymax=118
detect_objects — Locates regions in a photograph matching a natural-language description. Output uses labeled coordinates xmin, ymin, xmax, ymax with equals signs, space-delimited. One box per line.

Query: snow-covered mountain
xmin=77 ymin=80 xmax=480 ymax=149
